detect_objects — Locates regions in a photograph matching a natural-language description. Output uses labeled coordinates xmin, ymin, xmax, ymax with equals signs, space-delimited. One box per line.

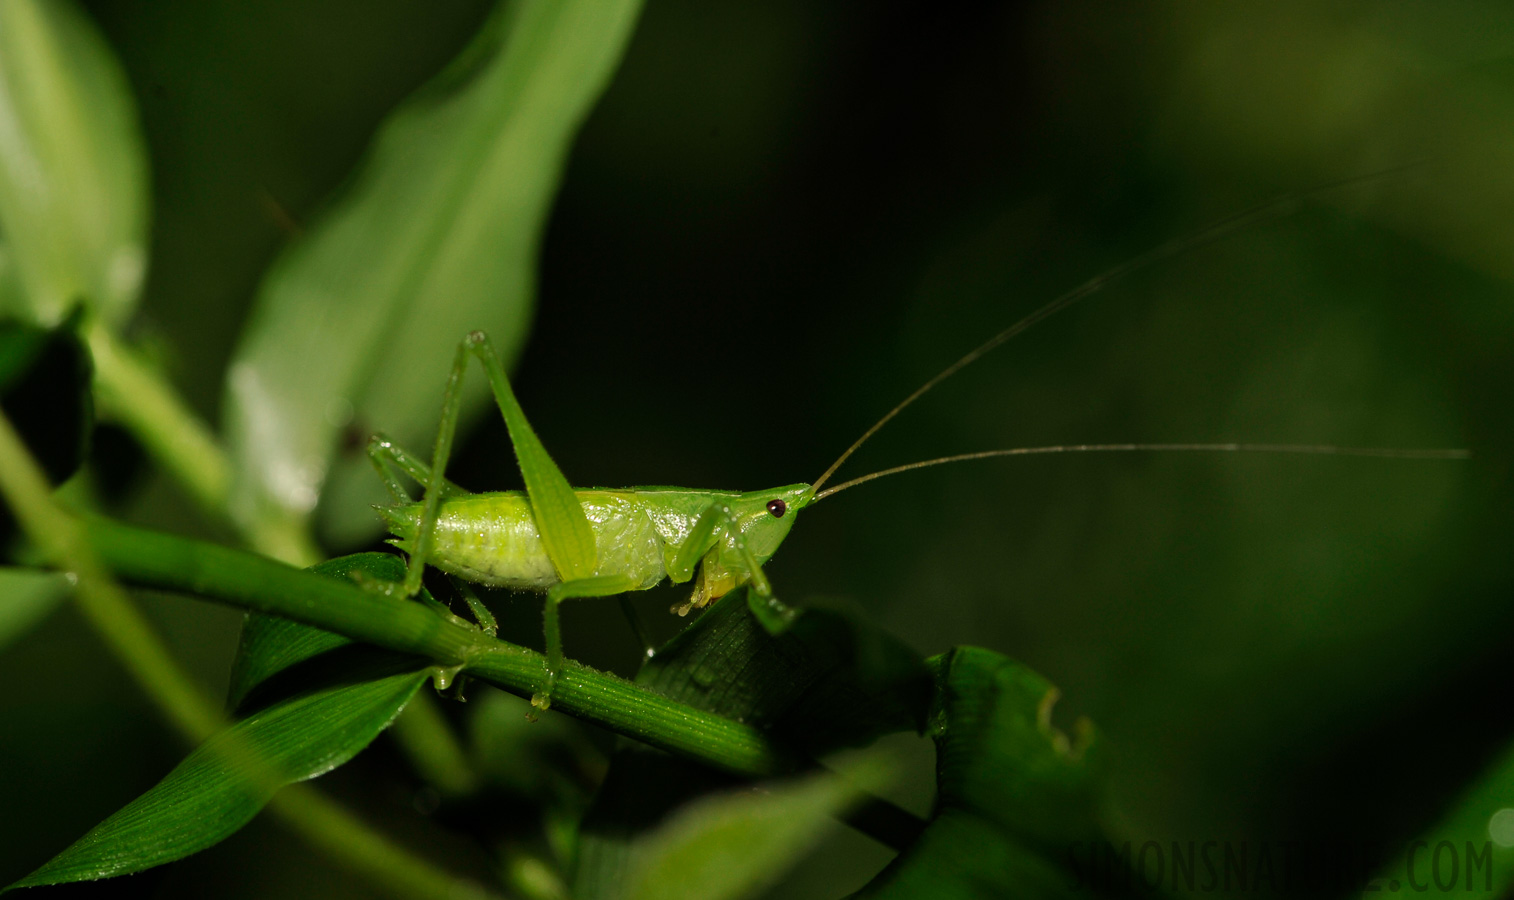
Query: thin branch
xmin=82 ymin=515 xmax=799 ymax=778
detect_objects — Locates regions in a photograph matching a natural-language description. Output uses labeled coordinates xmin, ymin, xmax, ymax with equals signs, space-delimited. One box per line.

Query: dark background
xmin=3 ymin=2 xmax=1512 ymax=897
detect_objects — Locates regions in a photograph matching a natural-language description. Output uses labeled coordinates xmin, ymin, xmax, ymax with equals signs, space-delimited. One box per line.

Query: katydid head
xmin=732 ymin=483 xmax=812 ymax=563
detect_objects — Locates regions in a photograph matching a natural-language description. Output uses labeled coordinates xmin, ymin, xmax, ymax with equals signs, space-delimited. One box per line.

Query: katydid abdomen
xmin=382 ymin=491 xmax=656 ymax=591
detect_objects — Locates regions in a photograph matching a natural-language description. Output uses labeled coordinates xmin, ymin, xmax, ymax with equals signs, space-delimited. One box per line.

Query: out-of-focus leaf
xmin=0 ymin=0 xmax=148 ymax=326
xmin=1370 ymin=741 xmax=1514 ymax=899
xmin=573 ymin=590 xmax=929 ymax=899
xmin=7 ymin=667 xmax=428 ymax=889
xmin=0 ymin=318 xmax=92 ymax=545
xmin=0 ymin=567 xmax=67 ymax=650
xmin=223 ymin=0 xmax=645 ymax=549
xmin=620 ymin=758 xmax=887 ymax=900
xmin=573 ymin=750 xmax=731 ymax=900
xmin=855 ymin=647 xmax=1104 ymax=900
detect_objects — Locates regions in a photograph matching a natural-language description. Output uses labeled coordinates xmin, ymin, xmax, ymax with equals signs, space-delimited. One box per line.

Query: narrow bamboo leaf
xmin=620 ymin=760 xmax=886 ymax=900
xmin=7 ymin=666 xmax=428 ymax=890
xmin=573 ymin=590 xmax=928 ymax=898
xmin=0 ymin=0 xmax=148 ymax=327
xmin=223 ymin=0 xmax=645 ymax=549
xmin=853 ymin=647 xmax=1105 ymax=900
xmin=10 ymin=556 xmax=435 ymax=890
xmin=0 ymin=566 xmax=66 ymax=649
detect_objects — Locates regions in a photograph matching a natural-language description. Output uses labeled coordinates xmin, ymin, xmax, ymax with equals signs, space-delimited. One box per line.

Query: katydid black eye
xmin=766 ymin=499 xmax=787 ymax=518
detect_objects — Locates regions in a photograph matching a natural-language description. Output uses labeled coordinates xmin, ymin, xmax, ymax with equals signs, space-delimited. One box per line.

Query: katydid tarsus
xmin=368 ymin=176 xmax=1468 ymax=710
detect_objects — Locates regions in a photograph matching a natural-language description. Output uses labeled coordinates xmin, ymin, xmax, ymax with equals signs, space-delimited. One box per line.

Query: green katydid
xmin=368 ymin=178 xmax=1468 ymax=709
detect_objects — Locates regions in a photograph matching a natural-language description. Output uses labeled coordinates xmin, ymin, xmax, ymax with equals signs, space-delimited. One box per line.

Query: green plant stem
xmin=0 ymin=406 xmax=502 ymax=900
xmin=84 ymin=319 xmax=321 ymax=566
xmin=83 ymin=515 xmax=798 ymax=778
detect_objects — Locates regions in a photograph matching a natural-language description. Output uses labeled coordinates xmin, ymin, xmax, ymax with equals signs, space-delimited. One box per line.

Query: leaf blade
xmin=9 ymin=667 xmax=428 ymax=889
xmin=0 ymin=0 xmax=148 ymax=326
xmin=223 ymin=0 xmax=645 ymax=548
xmin=10 ymin=554 xmax=436 ymax=890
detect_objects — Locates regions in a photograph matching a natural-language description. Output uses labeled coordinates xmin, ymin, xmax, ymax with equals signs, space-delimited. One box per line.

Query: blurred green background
xmin=3 ymin=1 xmax=1512 ymax=897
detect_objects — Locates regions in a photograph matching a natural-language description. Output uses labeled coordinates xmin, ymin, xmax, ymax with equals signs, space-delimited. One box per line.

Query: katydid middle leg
xmin=536 ymin=574 xmax=643 ymax=708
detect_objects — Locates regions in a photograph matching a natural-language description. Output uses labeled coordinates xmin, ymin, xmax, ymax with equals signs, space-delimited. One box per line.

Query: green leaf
xmin=8 ymin=667 xmax=428 ymax=890
xmin=573 ymin=590 xmax=929 ymax=899
xmin=854 ymin=647 xmax=1105 ymax=900
xmin=0 ymin=566 xmax=67 ymax=650
xmin=9 ymin=552 xmax=435 ymax=890
xmin=620 ymin=759 xmax=887 ymax=900
xmin=0 ymin=0 xmax=148 ymax=327
xmin=223 ymin=0 xmax=645 ymax=549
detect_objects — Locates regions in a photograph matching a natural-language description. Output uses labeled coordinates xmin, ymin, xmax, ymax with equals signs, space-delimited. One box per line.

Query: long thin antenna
xmin=811 ymin=443 xmax=1470 ymax=503
xmin=808 ymin=164 xmax=1424 ymax=496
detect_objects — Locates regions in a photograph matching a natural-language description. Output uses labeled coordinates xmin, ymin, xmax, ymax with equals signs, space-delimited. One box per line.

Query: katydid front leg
xmin=668 ymin=501 xmax=797 ymax=634
xmin=366 ymin=433 xmax=466 ymax=503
